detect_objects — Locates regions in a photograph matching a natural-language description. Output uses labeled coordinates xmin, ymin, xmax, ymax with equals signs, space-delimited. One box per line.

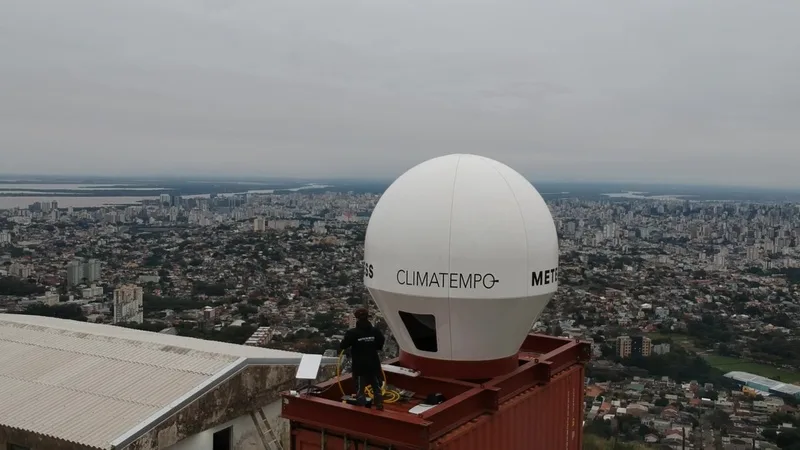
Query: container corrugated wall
xmin=293 ymin=431 xmax=347 ymax=449
xmin=433 ymin=365 xmax=585 ymax=450
xmin=293 ymin=430 xmax=401 ymax=450
xmin=290 ymin=364 xmax=585 ymax=450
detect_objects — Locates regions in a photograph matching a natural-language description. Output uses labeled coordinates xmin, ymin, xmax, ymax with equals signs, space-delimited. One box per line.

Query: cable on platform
xmin=337 ymin=350 xmax=401 ymax=404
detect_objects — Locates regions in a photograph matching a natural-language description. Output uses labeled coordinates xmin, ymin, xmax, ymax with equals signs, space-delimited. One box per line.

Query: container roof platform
xmin=281 ymin=333 xmax=591 ymax=450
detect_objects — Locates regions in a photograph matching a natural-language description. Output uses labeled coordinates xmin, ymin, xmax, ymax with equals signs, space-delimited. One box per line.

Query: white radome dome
xmin=364 ymin=154 xmax=559 ymax=364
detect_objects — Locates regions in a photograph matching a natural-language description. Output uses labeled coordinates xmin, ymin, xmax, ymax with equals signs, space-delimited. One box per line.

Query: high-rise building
xmin=113 ymin=285 xmax=144 ymax=324
xmin=66 ymin=259 xmax=102 ymax=286
xmin=84 ymin=259 xmax=101 ymax=283
xmin=253 ymin=217 xmax=266 ymax=232
xmin=713 ymin=253 xmax=726 ymax=268
xmin=616 ymin=335 xmax=632 ymax=358
xmin=617 ymin=335 xmax=652 ymax=357
xmin=66 ymin=261 xmax=83 ymax=286
xmin=632 ymin=335 xmax=653 ymax=357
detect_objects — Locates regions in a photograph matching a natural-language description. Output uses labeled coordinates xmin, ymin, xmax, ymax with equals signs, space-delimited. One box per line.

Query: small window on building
xmin=212 ymin=426 xmax=232 ymax=450
xmin=398 ymin=311 xmax=437 ymax=352
xmin=8 ymin=444 xmax=31 ymax=450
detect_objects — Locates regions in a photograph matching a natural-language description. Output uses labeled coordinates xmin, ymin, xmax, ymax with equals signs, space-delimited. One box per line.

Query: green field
xmin=702 ymin=355 xmax=800 ymax=383
xmin=645 ymin=332 xmax=800 ymax=383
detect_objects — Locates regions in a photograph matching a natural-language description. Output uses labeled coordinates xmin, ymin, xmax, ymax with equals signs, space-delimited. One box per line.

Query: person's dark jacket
xmin=339 ymin=319 xmax=385 ymax=376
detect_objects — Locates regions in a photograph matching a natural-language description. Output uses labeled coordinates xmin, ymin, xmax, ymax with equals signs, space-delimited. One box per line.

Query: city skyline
xmin=1 ymin=175 xmax=799 ymax=448
xmin=3 ymin=1 xmax=800 ymax=188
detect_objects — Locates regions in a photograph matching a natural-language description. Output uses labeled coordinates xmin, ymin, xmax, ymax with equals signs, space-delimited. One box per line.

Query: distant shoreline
xmin=1 ymin=179 xmax=800 ymax=204
xmin=0 ymin=182 xmax=332 ymax=209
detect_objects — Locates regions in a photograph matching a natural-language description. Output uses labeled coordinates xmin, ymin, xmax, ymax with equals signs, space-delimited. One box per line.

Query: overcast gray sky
xmin=1 ymin=0 xmax=799 ymax=187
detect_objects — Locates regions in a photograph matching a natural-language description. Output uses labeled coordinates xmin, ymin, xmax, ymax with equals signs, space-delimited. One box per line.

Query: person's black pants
xmin=355 ymin=373 xmax=383 ymax=407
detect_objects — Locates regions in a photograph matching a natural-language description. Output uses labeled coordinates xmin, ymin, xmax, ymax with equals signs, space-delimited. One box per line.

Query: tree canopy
xmin=0 ymin=276 xmax=45 ymax=296
xmin=15 ymin=303 xmax=87 ymax=321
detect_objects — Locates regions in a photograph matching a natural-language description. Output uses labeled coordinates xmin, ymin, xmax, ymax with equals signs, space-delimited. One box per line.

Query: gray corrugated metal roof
xmin=725 ymin=371 xmax=758 ymax=382
xmin=0 ymin=314 xmax=311 ymax=449
xmin=725 ymin=370 xmax=800 ymax=396
xmin=773 ymin=384 xmax=800 ymax=395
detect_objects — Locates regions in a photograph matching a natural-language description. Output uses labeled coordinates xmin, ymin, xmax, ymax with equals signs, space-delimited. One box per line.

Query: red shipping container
xmin=433 ymin=366 xmax=584 ymax=450
xmin=283 ymin=334 xmax=590 ymax=450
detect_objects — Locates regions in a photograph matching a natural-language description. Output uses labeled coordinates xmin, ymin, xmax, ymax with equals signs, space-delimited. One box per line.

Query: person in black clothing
xmin=339 ymin=308 xmax=385 ymax=410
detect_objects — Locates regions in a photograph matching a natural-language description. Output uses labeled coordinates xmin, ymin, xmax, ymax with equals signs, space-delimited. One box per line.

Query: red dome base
xmin=399 ymin=351 xmax=519 ymax=379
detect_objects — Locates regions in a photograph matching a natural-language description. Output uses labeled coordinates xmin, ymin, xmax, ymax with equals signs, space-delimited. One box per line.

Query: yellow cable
xmin=337 ymin=351 xmax=345 ymax=396
xmin=337 ymin=350 xmax=401 ymax=404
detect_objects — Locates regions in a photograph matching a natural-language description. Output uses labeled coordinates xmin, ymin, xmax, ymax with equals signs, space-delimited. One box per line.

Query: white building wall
xmin=164 ymin=398 xmax=286 ymax=450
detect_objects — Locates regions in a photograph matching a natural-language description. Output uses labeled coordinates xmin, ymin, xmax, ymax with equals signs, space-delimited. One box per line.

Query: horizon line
xmin=0 ymin=173 xmax=799 ymax=192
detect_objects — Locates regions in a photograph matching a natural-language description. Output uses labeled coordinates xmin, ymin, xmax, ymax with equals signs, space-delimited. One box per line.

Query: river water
xmin=0 ymin=184 xmax=330 ymax=209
